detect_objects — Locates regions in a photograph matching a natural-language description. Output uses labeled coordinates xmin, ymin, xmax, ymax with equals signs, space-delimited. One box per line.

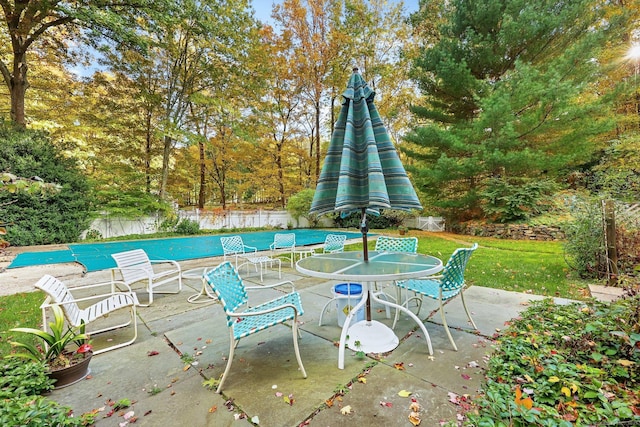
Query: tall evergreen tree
xmin=404 ymin=0 xmax=629 ymax=222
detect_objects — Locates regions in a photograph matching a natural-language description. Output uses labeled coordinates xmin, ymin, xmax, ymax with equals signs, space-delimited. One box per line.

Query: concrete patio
xmin=2 ymin=253 xmax=573 ymax=426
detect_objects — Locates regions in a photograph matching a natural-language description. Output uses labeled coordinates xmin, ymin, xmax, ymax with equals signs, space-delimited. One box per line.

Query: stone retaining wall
xmin=458 ymin=223 xmax=565 ymax=241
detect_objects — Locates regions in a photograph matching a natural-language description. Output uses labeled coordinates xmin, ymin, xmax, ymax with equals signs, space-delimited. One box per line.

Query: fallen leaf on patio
xmin=398 ymin=390 xmax=413 ymax=397
xmin=170 ymin=390 xmax=176 ymax=396
xmin=251 ymin=416 xmax=260 ymax=424
xmin=275 ymin=391 xmax=283 ymax=397
xmin=86 ymin=375 xmax=93 ymax=379
xmin=183 ymin=365 xmax=190 ymax=371
xmin=394 ymin=362 xmax=405 ymax=370
xmin=380 ymin=401 xmax=392 ymax=407
xmin=341 ymin=405 xmax=352 ymax=415
xmin=284 ymin=394 xmax=295 ymax=406
xmin=468 ymin=361 xmax=479 ymax=368
xmin=409 ymin=411 xmax=421 ymax=426
xmin=147 ymin=350 xmax=159 ymax=356
xmin=410 ymin=401 xmax=420 ymax=412
xmin=447 ymin=391 xmax=459 ymax=404
xmin=617 ymin=359 xmax=635 ymax=367
xmin=124 ymin=411 xmax=135 ymax=420
xmin=209 ymin=406 xmax=217 ymax=413
xmin=144 ymin=410 xmax=152 ymax=416
xmin=428 ymin=356 xmax=435 ymax=361
xmin=357 ymin=376 xmax=366 ymax=384
xmin=272 ymin=384 xmax=278 ymax=389
xmin=325 ymin=398 xmax=334 ymax=408
xmin=205 ymin=339 xmax=212 ymax=344
xmin=461 ymin=374 xmax=471 ymax=380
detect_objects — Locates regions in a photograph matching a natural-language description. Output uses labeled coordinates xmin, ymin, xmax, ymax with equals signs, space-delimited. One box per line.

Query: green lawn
xmin=0 ymin=231 xmax=589 ymax=357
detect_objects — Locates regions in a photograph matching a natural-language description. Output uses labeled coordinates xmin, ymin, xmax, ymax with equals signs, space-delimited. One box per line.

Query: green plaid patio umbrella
xmin=310 ymin=68 xmax=422 ymax=261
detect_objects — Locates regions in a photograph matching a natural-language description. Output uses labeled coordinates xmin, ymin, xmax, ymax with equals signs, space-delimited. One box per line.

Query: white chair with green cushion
xmin=372 ymin=236 xmax=419 ymax=317
xmin=269 ymin=233 xmax=296 ymax=268
xmin=395 ymin=243 xmax=479 ymax=351
xmin=322 ymin=234 xmax=347 ymax=253
xmin=204 ymin=261 xmax=307 ymax=393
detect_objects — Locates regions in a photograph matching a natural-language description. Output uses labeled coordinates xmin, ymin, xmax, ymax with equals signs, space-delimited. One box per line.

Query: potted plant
xmin=398 ymin=226 xmax=409 ymax=235
xmin=6 ymin=305 xmax=93 ymax=388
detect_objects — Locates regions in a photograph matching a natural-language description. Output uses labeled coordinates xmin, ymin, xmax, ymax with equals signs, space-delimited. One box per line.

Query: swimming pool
xmin=8 ymin=230 xmax=364 ymax=272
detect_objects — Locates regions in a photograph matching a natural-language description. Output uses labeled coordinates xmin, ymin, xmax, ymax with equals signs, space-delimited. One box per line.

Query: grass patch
xmin=0 ymin=291 xmax=43 ymax=357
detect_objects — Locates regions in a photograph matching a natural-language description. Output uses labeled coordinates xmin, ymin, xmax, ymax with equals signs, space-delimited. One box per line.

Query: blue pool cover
xmin=8 ymin=230 xmax=364 ymax=273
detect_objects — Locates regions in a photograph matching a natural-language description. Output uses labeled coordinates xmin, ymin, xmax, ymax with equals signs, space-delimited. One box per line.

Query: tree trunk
xmin=144 ymin=112 xmax=152 ymax=193
xmin=198 ymin=140 xmax=206 ymax=209
xmin=10 ymin=50 xmax=28 ymax=127
xmin=160 ymin=135 xmax=172 ymax=200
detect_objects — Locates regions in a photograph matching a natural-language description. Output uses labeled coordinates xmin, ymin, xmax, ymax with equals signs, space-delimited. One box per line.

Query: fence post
xmin=603 ymin=199 xmax=618 ymax=285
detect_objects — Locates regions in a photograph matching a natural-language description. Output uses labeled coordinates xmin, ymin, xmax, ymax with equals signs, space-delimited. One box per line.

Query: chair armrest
xmin=227 ymin=302 xmax=300 ymax=318
xmin=245 ymin=280 xmax=295 ymax=293
xmin=68 ymin=279 xmax=135 ymax=293
xmin=40 ymin=281 xmax=137 ymax=310
xmin=149 ymin=259 xmax=181 ymax=270
xmin=243 ymin=245 xmax=258 ymax=253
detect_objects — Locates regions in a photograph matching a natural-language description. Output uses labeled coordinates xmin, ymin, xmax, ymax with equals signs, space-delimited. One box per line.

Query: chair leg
xmin=291 ymin=317 xmax=307 ymax=379
xmin=216 ymin=333 xmax=237 ymax=394
xmin=318 ymin=297 xmax=336 ymax=326
xmin=439 ymin=297 xmax=458 ymax=351
xmin=460 ymin=291 xmax=478 ymax=329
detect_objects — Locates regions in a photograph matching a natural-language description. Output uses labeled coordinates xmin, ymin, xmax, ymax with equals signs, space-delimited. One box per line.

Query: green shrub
xmin=465 ymin=296 xmax=640 ymax=426
xmin=331 ymin=209 xmax=412 ymax=229
xmin=481 ymin=177 xmax=557 ymax=223
xmin=286 ymin=189 xmax=319 ymax=228
xmin=0 ymin=126 xmax=91 ymax=246
xmin=83 ymin=229 xmax=103 ymax=241
xmin=0 ymin=359 xmax=90 ymax=426
xmin=175 ymin=218 xmax=200 ymax=234
xmin=562 ymin=196 xmax=606 ymax=279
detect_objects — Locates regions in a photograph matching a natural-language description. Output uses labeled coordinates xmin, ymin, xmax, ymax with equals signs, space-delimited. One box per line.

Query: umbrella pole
xmin=360 ymin=208 xmax=373 ymax=321
xmin=360 ymin=207 xmax=369 ymax=262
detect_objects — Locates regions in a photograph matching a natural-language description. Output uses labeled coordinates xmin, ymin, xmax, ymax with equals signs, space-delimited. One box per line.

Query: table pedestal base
xmin=346 ymin=320 xmax=399 ymax=353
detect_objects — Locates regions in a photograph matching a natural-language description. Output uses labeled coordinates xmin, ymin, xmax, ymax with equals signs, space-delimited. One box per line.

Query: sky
xmin=251 ymin=0 xmax=420 ymax=24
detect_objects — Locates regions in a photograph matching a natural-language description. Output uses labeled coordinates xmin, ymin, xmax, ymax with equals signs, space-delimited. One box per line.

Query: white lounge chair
xmin=35 ymin=274 xmax=139 ymax=355
xmin=111 ymin=249 xmax=182 ymax=305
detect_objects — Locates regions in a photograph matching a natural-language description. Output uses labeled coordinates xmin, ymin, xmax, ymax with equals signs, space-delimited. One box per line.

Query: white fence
xmin=85 ymin=209 xmax=316 ymax=239
xmin=85 ymin=210 xmax=444 ymax=239
xmin=414 ymin=216 xmax=445 ymax=232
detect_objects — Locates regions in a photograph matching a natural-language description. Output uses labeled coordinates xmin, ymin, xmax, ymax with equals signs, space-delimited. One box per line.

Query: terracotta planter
xmin=48 ymin=351 xmax=92 ymax=388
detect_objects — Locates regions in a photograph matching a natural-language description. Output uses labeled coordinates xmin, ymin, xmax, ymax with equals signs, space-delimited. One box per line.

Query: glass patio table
xmin=296 ymin=250 xmax=443 ymax=369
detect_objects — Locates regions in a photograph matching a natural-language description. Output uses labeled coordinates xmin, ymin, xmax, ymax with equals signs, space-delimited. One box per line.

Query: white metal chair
xmin=322 ymin=234 xmax=347 ymax=253
xmin=374 ymin=236 xmax=418 ymax=254
xmin=35 ymin=274 xmax=139 ymax=355
xmin=395 ymin=243 xmax=479 ymax=351
xmin=204 ymin=261 xmax=307 ymax=393
xmin=269 ymin=233 xmax=296 ymax=268
xmin=220 ymin=235 xmax=258 ymax=268
xmin=110 ymin=249 xmax=182 ymax=305
xmin=372 ymin=236 xmax=419 ymax=317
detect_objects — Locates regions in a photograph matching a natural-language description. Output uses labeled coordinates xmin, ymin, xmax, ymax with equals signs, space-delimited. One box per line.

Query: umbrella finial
xmin=352 ymin=67 xmax=359 ymax=73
